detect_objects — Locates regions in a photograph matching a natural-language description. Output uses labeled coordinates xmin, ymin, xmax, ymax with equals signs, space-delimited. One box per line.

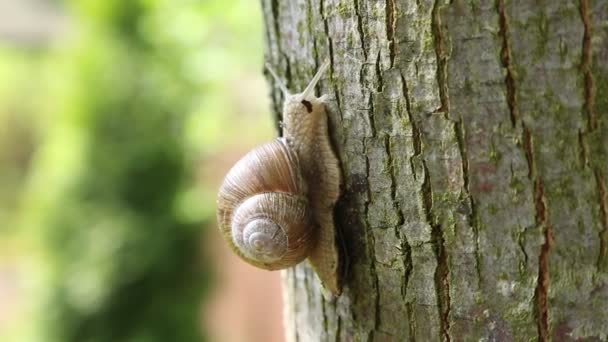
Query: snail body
xmin=216 ymin=60 xmax=344 ymax=295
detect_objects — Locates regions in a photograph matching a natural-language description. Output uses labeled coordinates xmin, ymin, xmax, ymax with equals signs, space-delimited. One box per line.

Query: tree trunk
xmin=260 ymin=0 xmax=608 ymax=340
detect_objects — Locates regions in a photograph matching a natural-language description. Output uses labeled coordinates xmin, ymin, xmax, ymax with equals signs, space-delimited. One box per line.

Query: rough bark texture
xmin=260 ymin=0 xmax=608 ymax=340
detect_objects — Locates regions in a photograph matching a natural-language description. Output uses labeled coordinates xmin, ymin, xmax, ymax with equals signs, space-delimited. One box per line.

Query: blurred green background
xmin=0 ymin=0 xmax=281 ymax=341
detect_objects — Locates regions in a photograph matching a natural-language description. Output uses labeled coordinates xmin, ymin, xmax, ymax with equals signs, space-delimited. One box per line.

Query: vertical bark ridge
xmin=578 ymin=0 xmax=606 ymax=279
xmin=576 ymin=0 xmax=599 ymax=231
xmin=508 ymin=1 xmax=606 ymax=338
xmin=590 ymin=0 xmax=608 ymax=278
xmin=432 ymin=0 xmax=450 ymax=114
xmin=497 ymin=0 xmax=519 ymax=126
xmin=306 ymin=0 xmax=316 ymax=59
xmin=579 ymin=0 xmax=596 ymax=131
xmin=596 ymin=170 xmax=608 ymax=270
xmin=442 ymin=2 xmax=539 ymax=337
xmin=386 ymin=130 xmax=413 ymax=336
xmin=271 ymin=0 xmax=451 ymax=340
xmin=399 ymin=62 xmax=438 ymax=339
xmin=385 ymin=0 xmax=397 ymax=67
xmin=422 ymin=161 xmax=451 ymax=342
xmin=523 ymin=126 xmax=553 ymax=342
xmin=318 ymin=0 xmax=344 ymax=126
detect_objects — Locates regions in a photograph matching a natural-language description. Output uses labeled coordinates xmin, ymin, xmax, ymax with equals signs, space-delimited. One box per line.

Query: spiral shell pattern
xmin=217 ymin=139 xmax=314 ymax=270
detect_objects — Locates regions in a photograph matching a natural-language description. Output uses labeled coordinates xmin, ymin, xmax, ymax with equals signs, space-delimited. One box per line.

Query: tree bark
xmin=260 ymin=0 xmax=608 ymax=340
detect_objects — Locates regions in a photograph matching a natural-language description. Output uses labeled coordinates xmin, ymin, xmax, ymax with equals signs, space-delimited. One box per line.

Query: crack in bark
xmin=421 ymin=161 xmax=451 ymax=342
xmin=270 ymin=0 xmax=282 ymax=48
xmin=497 ymin=0 xmax=519 ymax=126
xmin=402 ymin=234 xmax=413 ymax=299
xmin=522 ymin=126 xmax=534 ymax=179
xmin=523 ymin=126 xmax=553 ymax=342
xmin=372 ymin=265 xmax=381 ymax=335
xmin=385 ymin=0 xmax=397 ymax=67
xmin=579 ymin=0 xmax=597 ymax=131
xmin=284 ymin=53 xmax=293 ymax=92
xmin=454 ymin=121 xmax=469 ymax=194
xmin=291 ymin=269 xmax=300 ymax=342
xmin=368 ymin=93 xmax=378 ymax=137
xmin=353 ymin=0 xmax=368 ymax=60
xmin=437 ymin=235 xmax=451 ymax=342
xmin=385 ymin=132 xmax=413 ymax=319
xmin=375 ymin=51 xmax=384 ymax=92
xmin=327 ymin=36 xmax=335 ymax=71
xmin=272 ymin=53 xmax=293 ymax=136
xmin=263 ymin=0 xmax=285 ymax=133
xmin=454 ymin=119 xmax=482 ymax=287
xmin=320 ymin=294 xmax=329 ymax=335
xmin=431 ymin=0 xmax=449 ymax=113
xmin=578 ymin=0 xmax=606 ymax=277
xmin=261 ymin=0 xmax=273 ymax=59
xmin=319 ymin=0 xmax=335 ymax=74
xmin=308 ymin=0 xmax=323 ymax=88
xmin=578 ymin=129 xmax=589 ymax=168
xmin=302 ymin=268 xmax=312 ymax=316
xmin=400 ymin=73 xmax=413 ymax=119
xmin=535 ymin=190 xmax=553 ymax=342
xmin=313 ymin=38 xmax=320 ymax=70
xmin=400 ymin=72 xmax=421 ymax=181
xmin=386 ymin=136 xmax=405 ymax=226
xmin=511 ymin=154 xmax=530 ymax=274
xmin=362 ymin=137 xmax=381 ymax=337
xmin=372 ymin=260 xmax=381 ymax=334
xmin=334 ymin=88 xmax=344 ymax=123
xmin=398 ymin=72 xmax=422 ymax=316
xmin=335 ymin=315 xmax=342 ymax=342
xmin=406 ymin=302 xmax=416 ymax=341
xmin=596 ymin=170 xmax=608 ymax=271
xmin=517 ymin=225 xmax=529 ymax=273
xmin=316 ymin=0 xmax=342 ymax=139
xmin=430 ymin=2 xmax=452 ymax=339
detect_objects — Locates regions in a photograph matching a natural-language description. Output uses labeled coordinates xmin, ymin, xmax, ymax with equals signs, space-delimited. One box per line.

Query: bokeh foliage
xmin=35 ymin=2 xmax=211 ymax=341
xmin=1 ymin=0 xmax=270 ymax=340
xmin=0 ymin=0 xmax=249 ymax=341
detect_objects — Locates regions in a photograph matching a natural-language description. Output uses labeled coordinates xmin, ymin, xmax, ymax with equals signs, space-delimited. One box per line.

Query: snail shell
xmin=217 ymin=138 xmax=315 ymax=270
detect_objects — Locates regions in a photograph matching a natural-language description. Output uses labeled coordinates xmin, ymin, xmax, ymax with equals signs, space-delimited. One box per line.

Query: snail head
xmin=265 ymin=60 xmax=330 ymax=136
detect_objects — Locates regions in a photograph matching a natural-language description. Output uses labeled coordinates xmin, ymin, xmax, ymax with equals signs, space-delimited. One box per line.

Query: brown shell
xmin=216 ymin=138 xmax=314 ymax=270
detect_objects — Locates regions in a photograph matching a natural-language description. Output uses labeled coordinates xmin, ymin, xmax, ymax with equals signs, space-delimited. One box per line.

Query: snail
xmin=216 ymin=60 xmax=344 ymax=295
